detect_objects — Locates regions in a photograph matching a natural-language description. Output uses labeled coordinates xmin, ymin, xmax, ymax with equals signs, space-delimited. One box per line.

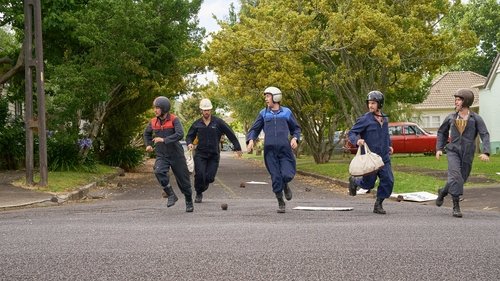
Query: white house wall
xmin=415 ymin=108 xmax=454 ymax=134
xmin=480 ymin=79 xmax=500 ymax=155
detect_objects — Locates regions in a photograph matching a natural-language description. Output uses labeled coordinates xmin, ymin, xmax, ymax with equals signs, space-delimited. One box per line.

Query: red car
xmin=345 ymin=122 xmax=438 ymax=155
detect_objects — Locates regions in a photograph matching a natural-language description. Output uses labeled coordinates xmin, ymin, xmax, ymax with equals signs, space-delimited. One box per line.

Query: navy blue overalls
xmin=247 ymin=106 xmax=301 ymax=194
xmin=348 ymin=112 xmax=394 ymax=199
xmin=186 ymin=116 xmax=242 ymax=194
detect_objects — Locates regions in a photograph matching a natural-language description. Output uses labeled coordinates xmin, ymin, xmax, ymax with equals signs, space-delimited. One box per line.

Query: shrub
xmin=0 ymin=118 xmax=25 ymax=170
xmin=0 ymin=96 xmax=25 ymax=170
xmin=47 ymin=132 xmax=97 ymax=172
xmin=100 ymin=145 xmax=144 ymax=171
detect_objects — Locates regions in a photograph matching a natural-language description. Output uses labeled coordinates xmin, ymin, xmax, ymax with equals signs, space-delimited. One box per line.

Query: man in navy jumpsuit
xmin=348 ymin=91 xmax=394 ymax=214
xmin=144 ymin=96 xmax=194 ymax=212
xmin=247 ymin=87 xmax=301 ymax=213
xmin=186 ymin=98 xmax=243 ymax=203
xmin=435 ymin=88 xmax=490 ymax=217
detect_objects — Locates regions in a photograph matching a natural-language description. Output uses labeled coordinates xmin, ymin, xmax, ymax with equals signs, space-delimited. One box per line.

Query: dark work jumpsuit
xmin=144 ymin=114 xmax=192 ymax=198
xmin=436 ymin=111 xmax=490 ymax=197
xmin=246 ymin=106 xmax=301 ymax=194
xmin=185 ymin=116 xmax=242 ymax=195
xmin=348 ymin=112 xmax=394 ymax=199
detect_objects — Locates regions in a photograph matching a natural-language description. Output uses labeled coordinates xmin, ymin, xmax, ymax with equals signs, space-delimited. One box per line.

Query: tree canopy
xmin=0 ymin=0 xmax=204 ymax=168
xmin=441 ymin=0 xmax=500 ymax=76
xmin=206 ymin=0 xmax=474 ymax=163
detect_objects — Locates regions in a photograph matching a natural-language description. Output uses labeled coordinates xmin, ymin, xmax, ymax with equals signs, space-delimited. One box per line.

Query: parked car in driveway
xmin=345 ymin=122 xmax=438 ymax=155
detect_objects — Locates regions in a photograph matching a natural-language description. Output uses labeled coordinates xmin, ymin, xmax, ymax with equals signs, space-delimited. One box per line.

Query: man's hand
xmin=247 ymin=140 xmax=254 ymax=153
xmin=290 ymin=138 xmax=298 ymax=150
xmin=146 ymin=145 xmax=153 ymax=152
xmin=389 ymin=146 xmax=394 ymax=155
xmin=478 ymin=153 xmax=490 ymax=161
xmin=356 ymin=139 xmax=365 ymax=146
xmin=188 ymin=144 xmax=194 ymax=151
xmin=235 ymin=150 xmax=243 ymax=158
xmin=435 ymin=150 xmax=443 ymax=160
xmin=153 ymin=137 xmax=164 ymax=144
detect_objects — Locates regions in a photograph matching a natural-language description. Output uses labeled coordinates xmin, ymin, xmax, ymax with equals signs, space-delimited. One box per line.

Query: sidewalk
xmin=2 ymin=165 xmax=500 ymax=212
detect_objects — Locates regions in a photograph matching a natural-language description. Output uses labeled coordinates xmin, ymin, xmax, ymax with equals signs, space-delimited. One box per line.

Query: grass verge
xmin=13 ymin=164 xmax=118 ymax=193
xmin=244 ymin=153 xmax=500 ymax=194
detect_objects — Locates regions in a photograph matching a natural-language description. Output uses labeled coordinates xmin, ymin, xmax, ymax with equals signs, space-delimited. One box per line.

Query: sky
xmin=195 ymin=0 xmax=240 ymax=84
xmin=198 ymin=0 xmax=240 ymax=34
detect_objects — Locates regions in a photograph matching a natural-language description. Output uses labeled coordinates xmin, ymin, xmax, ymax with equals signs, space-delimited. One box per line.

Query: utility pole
xmin=24 ymin=0 xmax=48 ymax=187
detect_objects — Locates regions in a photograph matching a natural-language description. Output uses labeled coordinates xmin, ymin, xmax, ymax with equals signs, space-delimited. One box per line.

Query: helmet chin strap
xmin=372 ymin=111 xmax=389 ymax=117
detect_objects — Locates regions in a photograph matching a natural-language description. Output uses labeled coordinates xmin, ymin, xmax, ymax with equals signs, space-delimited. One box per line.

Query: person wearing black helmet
xmin=246 ymin=86 xmax=301 ymax=213
xmin=348 ymin=90 xmax=394 ymax=214
xmin=144 ymin=96 xmax=194 ymax=212
xmin=435 ymin=88 xmax=490 ymax=218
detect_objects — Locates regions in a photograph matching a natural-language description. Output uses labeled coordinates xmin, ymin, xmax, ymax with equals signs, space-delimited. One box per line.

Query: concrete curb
xmin=0 ymin=198 xmax=55 ymax=210
xmin=0 ymin=168 xmax=124 ymax=211
xmin=54 ymin=168 xmax=124 ymax=203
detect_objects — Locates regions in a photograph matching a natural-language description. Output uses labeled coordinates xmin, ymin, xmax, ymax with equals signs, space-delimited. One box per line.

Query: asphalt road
xmin=1 ymin=152 xmax=500 ymax=280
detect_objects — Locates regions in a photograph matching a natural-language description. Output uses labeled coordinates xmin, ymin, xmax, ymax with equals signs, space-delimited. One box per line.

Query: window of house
xmin=421 ymin=116 xmax=440 ymax=128
xmin=421 ymin=116 xmax=430 ymax=128
xmin=430 ymin=116 xmax=441 ymax=128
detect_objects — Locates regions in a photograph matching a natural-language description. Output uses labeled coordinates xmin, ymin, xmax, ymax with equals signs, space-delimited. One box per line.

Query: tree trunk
xmin=0 ymin=46 xmax=24 ymax=85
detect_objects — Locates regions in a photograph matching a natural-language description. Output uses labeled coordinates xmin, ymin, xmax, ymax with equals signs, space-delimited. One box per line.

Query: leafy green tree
xmin=441 ymin=0 xmax=500 ymax=76
xmin=1 ymin=0 xmax=204 ymax=169
xmin=0 ymin=25 xmax=21 ymax=85
xmin=207 ymin=0 xmax=473 ymax=163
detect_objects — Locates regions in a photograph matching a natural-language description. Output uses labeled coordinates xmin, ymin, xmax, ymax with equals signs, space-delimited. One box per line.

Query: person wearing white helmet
xmin=435 ymin=88 xmax=490 ymax=218
xmin=186 ymin=98 xmax=243 ymax=203
xmin=144 ymin=96 xmax=194 ymax=212
xmin=246 ymin=86 xmax=301 ymax=213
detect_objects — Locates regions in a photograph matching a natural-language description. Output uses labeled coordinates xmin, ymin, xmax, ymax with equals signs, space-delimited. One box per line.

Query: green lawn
xmin=244 ymin=153 xmax=500 ymax=194
xmin=14 ymin=164 xmax=118 ymax=193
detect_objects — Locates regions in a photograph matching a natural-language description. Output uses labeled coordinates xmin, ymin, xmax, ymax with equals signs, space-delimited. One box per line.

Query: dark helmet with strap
xmin=454 ymin=88 xmax=474 ymax=107
xmin=366 ymin=90 xmax=384 ymax=109
xmin=153 ymin=96 xmax=171 ymax=115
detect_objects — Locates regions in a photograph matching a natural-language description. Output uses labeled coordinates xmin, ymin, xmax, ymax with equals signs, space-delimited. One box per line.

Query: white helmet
xmin=264 ymin=86 xmax=282 ymax=102
xmin=199 ymin=98 xmax=213 ymax=110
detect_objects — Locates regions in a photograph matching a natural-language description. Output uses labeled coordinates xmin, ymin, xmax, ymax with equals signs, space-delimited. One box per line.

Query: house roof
xmin=481 ymin=53 xmax=500 ymax=90
xmin=414 ymin=71 xmax=486 ymax=109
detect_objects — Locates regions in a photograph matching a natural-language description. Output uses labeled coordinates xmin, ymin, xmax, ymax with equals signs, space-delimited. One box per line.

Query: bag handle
xmin=363 ymin=143 xmax=372 ymax=154
xmin=356 ymin=143 xmax=372 ymax=155
xmin=186 ymin=149 xmax=193 ymax=159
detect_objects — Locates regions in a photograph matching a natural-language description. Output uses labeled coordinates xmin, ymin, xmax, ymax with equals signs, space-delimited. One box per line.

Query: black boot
xmin=452 ymin=196 xmax=462 ymax=218
xmin=348 ymin=176 xmax=357 ymax=196
xmin=185 ymin=195 xmax=194 ymax=213
xmin=436 ymin=187 xmax=447 ymax=207
xmin=276 ymin=192 xmax=286 ymax=213
xmin=164 ymin=185 xmax=178 ymax=208
xmin=284 ymin=183 xmax=292 ymax=201
xmin=373 ymin=197 xmax=386 ymax=214
xmin=195 ymin=192 xmax=203 ymax=203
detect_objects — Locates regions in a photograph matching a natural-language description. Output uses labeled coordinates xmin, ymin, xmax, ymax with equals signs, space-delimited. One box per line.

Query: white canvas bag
xmin=349 ymin=143 xmax=385 ymax=176
xmin=185 ymin=150 xmax=194 ymax=174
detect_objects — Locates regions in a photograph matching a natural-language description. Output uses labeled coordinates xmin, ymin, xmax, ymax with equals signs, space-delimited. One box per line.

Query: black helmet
xmin=454 ymin=88 xmax=474 ymax=107
xmin=153 ymin=96 xmax=171 ymax=115
xmin=366 ymin=90 xmax=384 ymax=109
